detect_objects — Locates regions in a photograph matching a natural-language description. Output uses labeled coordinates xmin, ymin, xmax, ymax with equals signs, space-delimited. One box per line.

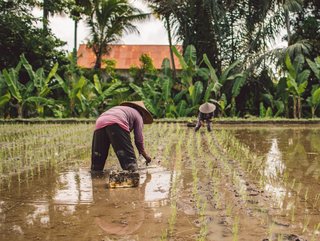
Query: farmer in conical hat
xmin=195 ymin=102 xmax=216 ymax=132
xmin=91 ymin=101 xmax=153 ymax=173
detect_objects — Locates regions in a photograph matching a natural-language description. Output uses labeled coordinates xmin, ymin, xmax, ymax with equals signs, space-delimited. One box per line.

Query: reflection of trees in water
xmin=229 ymin=127 xmax=320 ymax=215
xmin=285 ymin=129 xmax=320 ymax=181
xmin=0 ymin=163 xmax=175 ymax=240
xmin=305 ymin=129 xmax=320 ymax=180
xmin=232 ymin=127 xmax=320 ymax=181
xmin=0 ymin=168 xmax=86 ymax=240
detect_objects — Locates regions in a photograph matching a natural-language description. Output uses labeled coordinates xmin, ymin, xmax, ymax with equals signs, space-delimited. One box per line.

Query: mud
xmin=1 ymin=124 xmax=320 ymax=240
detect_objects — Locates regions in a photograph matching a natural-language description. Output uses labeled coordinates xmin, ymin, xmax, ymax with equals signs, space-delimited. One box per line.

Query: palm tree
xmin=86 ymin=0 xmax=149 ymax=69
xmin=69 ymin=0 xmax=92 ymax=56
xmin=40 ymin=0 xmax=68 ymax=31
xmin=146 ymin=0 xmax=177 ymax=79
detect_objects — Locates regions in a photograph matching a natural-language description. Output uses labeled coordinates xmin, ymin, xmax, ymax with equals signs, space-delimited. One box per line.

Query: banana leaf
xmin=307 ymin=58 xmax=320 ymax=79
xmin=0 ymin=92 xmax=11 ymax=107
xmin=2 ymin=69 xmax=22 ymax=102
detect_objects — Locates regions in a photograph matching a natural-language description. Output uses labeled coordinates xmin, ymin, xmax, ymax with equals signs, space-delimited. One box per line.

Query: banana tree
xmin=129 ymin=57 xmax=170 ymax=118
xmin=203 ymin=53 xmax=245 ymax=116
xmin=129 ymin=57 xmax=195 ymax=118
xmin=306 ymin=85 xmax=320 ymax=118
xmin=55 ymin=73 xmax=90 ymax=117
xmin=1 ymin=61 xmax=34 ymax=118
xmin=20 ymin=55 xmax=58 ymax=117
xmin=306 ymin=57 xmax=320 ymax=117
xmin=214 ymin=94 xmax=230 ymax=117
xmin=0 ymin=73 xmax=11 ymax=109
xmin=89 ymin=75 xmax=130 ymax=115
xmin=172 ymin=45 xmax=197 ymax=87
xmin=262 ymin=93 xmax=285 ymax=117
xmin=172 ymin=45 xmax=212 ymax=113
xmin=129 ymin=76 xmax=172 ymax=118
xmin=285 ymin=54 xmax=310 ymax=118
xmin=307 ymin=56 xmax=320 ymax=79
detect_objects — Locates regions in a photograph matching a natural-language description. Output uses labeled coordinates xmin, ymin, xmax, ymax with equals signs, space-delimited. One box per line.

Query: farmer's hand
xmin=141 ymin=150 xmax=152 ymax=166
xmin=145 ymin=155 xmax=152 ymax=166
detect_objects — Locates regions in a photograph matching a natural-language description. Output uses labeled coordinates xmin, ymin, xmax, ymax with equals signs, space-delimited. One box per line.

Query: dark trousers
xmin=91 ymin=124 xmax=136 ymax=171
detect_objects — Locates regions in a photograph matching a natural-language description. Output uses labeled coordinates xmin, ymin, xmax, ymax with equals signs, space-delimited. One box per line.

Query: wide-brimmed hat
xmin=120 ymin=101 xmax=153 ymax=124
xmin=199 ymin=102 xmax=216 ymax=113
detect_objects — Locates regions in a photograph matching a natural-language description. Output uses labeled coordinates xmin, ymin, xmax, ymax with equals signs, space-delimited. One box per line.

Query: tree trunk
xmin=297 ymin=96 xmax=301 ymax=119
xmin=231 ymin=97 xmax=236 ymax=117
xmin=230 ymin=10 xmax=235 ymax=63
xmin=17 ymin=104 xmax=23 ymax=118
xmin=311 ymin=106 xmax=315 ymax=118
xmin=165 ymin=14 xmax=176 ymax=80
xmin=285 ymin=10 xmax=291 ymax=45
xmin=285 ymin=100 xmax=289 ymax=118
xmin=293 ymin=96 xmax=297 ymax=118
xmin=73 ymin=20 xmax=78 ymax=61
xmin=94 ymin=46 xmax=102 ymax=69
xmin=192 ymin=1 xmax=221 ymax=74
xmin=43 ymin=0 xmax=49 ymax=31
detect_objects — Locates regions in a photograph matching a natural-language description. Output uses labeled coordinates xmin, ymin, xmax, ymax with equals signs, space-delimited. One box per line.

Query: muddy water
xmin=229 ymin=125 xmax=320 ymax=238
xmin=1 ymin=124 xmax=320 ymax=241
xmin=0 ymin=166 xmax=184 ymax=241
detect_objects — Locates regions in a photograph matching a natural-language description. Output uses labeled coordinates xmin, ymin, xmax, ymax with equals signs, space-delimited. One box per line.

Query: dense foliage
xmin=0 ymin=0 xmax=319 ymax=119
xmin=0 ymin=0 xmax=68 ymax=71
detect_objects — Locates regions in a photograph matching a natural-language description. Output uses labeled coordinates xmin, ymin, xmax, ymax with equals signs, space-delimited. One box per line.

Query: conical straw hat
xmin=199 ymin=102 xmax=216 ymax=113
xmin=120 ymin=101 xmax=153 ymax=124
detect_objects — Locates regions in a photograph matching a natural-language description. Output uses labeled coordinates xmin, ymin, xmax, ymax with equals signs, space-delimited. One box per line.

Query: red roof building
xmin=77 ymin=44 xmax=182 ymax=70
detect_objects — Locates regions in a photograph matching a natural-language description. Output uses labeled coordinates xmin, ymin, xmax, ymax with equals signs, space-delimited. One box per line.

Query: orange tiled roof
xmin=77 ymin=44 xmax=182 ymax=70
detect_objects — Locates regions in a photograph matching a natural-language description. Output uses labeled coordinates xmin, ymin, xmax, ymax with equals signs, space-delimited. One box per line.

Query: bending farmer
xmin=195 ymin=102 xmax=216 ymax=132
xmin=91 ymin=101 xmax=153 ymax=172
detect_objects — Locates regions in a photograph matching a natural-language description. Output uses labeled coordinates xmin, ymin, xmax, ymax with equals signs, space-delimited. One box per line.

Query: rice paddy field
xmin=1 ymin=122 xmax=320 ymax=241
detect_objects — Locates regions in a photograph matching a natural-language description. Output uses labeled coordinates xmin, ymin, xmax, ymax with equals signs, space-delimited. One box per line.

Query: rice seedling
xmin=290 ymin=178 xmax=296 ymax=189
xmin=168 ymin=199 xmax=177 ymax=236
xmin=313 ymin=194 xmax=320 ymax=210
xmin=197 ymin=200 xmax=208 ymax=241
xmin=226 ymin=203 xmax=233 ymax=217
xmin=268 ymin=223 xmax=275 ymax=241
xmin=311 ymin=222 xmax=320 ymax=241
xmin=291 ymin=205 xmax=295 ymax=222
xmin=296 ymin=182 xmax=302 ymax=196
xmin=160 ymin=229 xmax=169 ymax=241
xmin=304 ymin=187 xmax=309 ymax=202
xmin=277 ymin=234 xmax=284 ymax=241
xmin=232 ymin=216 xmax=240 ymax=241
xmin=302 ymin=215 xmax=311 ymax=233
xmin=0 ymin=123 xmax=93 ymax=186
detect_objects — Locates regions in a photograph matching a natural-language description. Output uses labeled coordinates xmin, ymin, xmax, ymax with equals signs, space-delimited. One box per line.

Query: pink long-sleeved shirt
xmin=95 ymin=106 xmax=145 ymax=153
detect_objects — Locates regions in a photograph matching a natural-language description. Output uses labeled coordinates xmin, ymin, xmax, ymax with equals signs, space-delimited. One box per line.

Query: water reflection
xmin=0 ymin=166 xmax=173 ymax=240
xmin=91 ymin=167 xmax=172 ymax=237
xmin=263 ymin=138 xmax=285 ymax=180
xmin=232 ymin=126 xmax=320 ymax=218
xmin=53 ymin=170 xmax=93 ymax=204
xmin=262 ymin=138 xmax=287 ymax=208
xmin=26 ymin=204 xmax=49 ymax=226
xmin=143 ymin=168 xmax=171 ymax=207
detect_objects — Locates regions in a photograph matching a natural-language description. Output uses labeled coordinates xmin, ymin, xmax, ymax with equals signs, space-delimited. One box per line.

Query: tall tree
xmin=39 ymin=0 xmax=69 ymax=31
xmin=146 ymin=0 xmax=177 ymax=79
xmin=86 ymin=0 xmax=149 ymax=69
xmin=69 ymin=0 xmax=92 ymax=56
xmin=148 ymin=0 xmax=221 ymax=72
xmin=290 ymin=0 xmax=320 ymax=58
xmin=0 ymin=0 xmax=67 ymax=70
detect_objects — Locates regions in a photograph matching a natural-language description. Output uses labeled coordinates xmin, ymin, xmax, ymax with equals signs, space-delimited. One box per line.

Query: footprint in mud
xmin=262 ymin=233 xmax=307 ymax=241
xmin=176 ymin=200 xmax=196 ymax=216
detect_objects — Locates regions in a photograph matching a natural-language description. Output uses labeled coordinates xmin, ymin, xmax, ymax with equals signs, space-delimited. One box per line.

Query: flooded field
xmin=0 ymin=123 xmax=320 ymax=241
